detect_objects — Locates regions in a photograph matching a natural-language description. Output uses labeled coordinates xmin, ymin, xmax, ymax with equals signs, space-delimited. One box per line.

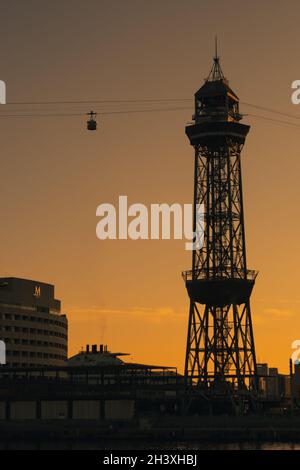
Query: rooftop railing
xmin=182 ymin=268 xmax=258 ymax=282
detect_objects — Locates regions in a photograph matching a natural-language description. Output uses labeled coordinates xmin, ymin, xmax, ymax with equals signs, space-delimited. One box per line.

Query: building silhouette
xmin=0 ymin=277 xmax=67 ymax=367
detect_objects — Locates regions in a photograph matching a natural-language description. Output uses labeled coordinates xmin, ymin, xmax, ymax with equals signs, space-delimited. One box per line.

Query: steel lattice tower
xmin=183 ymin=50 xmax=258 ymax=395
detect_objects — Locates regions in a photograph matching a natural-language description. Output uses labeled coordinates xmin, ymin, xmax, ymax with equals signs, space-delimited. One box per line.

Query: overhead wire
xmin=3 ymin=98 xmax=192 ymax=106
xmin=0 ymin=97 xmax=299 ymax=130
xmin=241 ymin=101 xmax=300 ymax=121
xmin=246 ymin=113 xmax=300 ymax=129
xmin=0 ymin=106 xmax=192 ymax=119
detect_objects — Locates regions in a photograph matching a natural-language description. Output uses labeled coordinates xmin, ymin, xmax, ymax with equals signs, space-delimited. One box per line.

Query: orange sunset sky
xmin=0 ymin=0 xmax=300 ymax=373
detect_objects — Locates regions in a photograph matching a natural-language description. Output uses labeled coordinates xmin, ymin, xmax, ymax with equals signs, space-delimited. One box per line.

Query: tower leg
xmin=185 ymin=301 xmax=257 ymax=393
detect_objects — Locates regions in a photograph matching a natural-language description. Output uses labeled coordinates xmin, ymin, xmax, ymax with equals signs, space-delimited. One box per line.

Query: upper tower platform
xmin=186 ymin=46 xmax=249 ymax=146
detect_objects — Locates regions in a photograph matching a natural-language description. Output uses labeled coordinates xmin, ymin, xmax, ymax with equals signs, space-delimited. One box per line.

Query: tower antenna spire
xmin=206 ymin=36 xmax=225 ymax=82
xmin=214 ymin=35 xmax=218 ymax=60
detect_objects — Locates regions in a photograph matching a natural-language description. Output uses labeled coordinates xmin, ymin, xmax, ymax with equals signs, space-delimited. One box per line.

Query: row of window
xmin=5 ymin=363 xmax=55 ymax=368
xmin=2 ymin=337 xmax=67 ymax=351
xmin=0 ymin=302 xmax=60 ymax=314
xmin=0 ymin=326 xmax=67 ymax=339
xmin=0 ymin=312 xmax=67 ymax=329
xmin=6 ymin=350 xmax=66 ymax=360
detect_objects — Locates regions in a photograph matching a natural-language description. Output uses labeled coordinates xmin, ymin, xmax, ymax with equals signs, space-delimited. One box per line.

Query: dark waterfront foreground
xmin=2 ymin=415 xmax=300 ymax=449
xmin=0 ymin=439 xmax=300 ymax=450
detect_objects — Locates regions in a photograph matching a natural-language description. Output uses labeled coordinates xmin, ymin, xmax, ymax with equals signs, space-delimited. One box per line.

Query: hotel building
xmin=0 ymin=277 xmax=67 ymax=367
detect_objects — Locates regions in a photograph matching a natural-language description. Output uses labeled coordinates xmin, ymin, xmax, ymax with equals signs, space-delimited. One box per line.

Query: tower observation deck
xmin=183 ymin=49 xmax=258 ymax=395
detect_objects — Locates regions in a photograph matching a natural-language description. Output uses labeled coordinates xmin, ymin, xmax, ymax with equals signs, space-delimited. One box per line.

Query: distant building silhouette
xmin=68 ymin=344 xmax=128 ymax=367
xmin=257 ymin=363 xmax=287 ymax=400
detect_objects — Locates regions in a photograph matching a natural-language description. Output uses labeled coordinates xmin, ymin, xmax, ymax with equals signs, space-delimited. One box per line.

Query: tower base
xmin=185 ymin=300 xmax=258 ymax=392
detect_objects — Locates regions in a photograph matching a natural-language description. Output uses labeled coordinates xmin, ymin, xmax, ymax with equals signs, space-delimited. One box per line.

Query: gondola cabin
xmin=87 ymin=111 xmax=97 ymax=131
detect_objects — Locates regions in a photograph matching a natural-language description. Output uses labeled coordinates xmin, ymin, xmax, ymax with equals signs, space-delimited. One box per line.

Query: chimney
xmin=92 ymin=344 xmax=97 ymax=353
xmin=86 ymin=345 xmax=90 ymax=353
xmin=100 ymin=344 xmax=104 ymax=354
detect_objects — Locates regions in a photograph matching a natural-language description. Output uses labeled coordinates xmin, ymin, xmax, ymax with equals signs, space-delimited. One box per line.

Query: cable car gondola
xmin=87 ymin=110 xmax=97 ymax=131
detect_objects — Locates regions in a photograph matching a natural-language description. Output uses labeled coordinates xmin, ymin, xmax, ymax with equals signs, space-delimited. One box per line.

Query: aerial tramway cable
xmin=0 ymin=97 xmax=299 ymax=131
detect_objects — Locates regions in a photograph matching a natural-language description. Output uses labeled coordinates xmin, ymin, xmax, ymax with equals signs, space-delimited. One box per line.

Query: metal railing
xmin=182 ymin=268 xmax=258 ymax=282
